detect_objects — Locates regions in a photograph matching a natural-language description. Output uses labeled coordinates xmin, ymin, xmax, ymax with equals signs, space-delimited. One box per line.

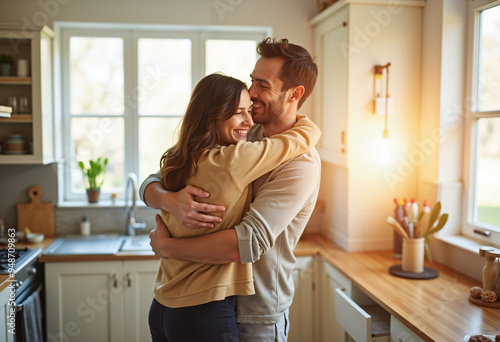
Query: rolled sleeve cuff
xmin=235 ymin=224 xmax=255 ymax=264
xmin=139 ymin=172 xmax=161 ymax=204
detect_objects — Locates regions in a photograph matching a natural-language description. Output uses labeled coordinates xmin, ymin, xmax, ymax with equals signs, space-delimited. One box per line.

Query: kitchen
xmin=0 ymin=0 xmax=500 ymax=341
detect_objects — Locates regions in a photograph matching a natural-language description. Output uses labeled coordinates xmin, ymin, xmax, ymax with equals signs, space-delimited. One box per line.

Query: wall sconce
xmin=374 ymin=62 xmax=393 ymax=165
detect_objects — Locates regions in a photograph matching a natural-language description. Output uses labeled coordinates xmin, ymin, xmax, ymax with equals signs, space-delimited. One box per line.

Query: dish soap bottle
xmin=80 ymin=216 xmax=91 ymax=236
xmin=480 ymin=246 xmax=497 ymax=291
xmin=392 ymin=199 xmax=406 ymax=259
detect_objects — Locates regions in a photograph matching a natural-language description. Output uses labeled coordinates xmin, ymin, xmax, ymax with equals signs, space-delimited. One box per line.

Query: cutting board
xmin=17 ymin=186 xmax=54 ymax=236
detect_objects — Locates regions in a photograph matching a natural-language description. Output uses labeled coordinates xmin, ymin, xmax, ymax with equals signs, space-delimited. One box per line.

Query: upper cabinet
xmin=309 ymin=1 xmax=424 ymax=251
xmin=311 ymin=6 xmax=349 ymax=166
xmin=310 ymin=0 xmax=424 ymax=168
xmin=0 ymin=25 xmax=56 ymax=164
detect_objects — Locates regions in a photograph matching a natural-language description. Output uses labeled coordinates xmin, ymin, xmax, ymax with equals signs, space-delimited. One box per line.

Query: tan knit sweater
xmin=154 ymin=115 xmax=321 ymax=308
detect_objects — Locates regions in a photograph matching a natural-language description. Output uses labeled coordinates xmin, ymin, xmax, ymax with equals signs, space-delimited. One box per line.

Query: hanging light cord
xmin=383 ymin=62 xmax=391 ymax=138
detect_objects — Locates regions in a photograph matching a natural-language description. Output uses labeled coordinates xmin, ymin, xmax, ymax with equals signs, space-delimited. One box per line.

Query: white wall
xmin=0 ymin=0 xmax=317 ymax=68
xmin=418 ymin=0 xmax=485 ymax=281
xmin=0 ymin=0 xmax=319 ymax=231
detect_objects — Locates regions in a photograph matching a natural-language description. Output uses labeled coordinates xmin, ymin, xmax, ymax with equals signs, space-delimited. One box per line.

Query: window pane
xmin=71 ymin=117 xmax=124 ymax=192
xmin=473 ymin=117 xmax=500 ymax=228
xmin=478 ymin=5 xmax=500 ymax=111
xmin=70 ymin=37 xmax=124 ymax=115
xmin=138 ymin=39 xmax=191 ymax=116
xmin=206 ymin=40 xmax=257 ymax=86
xmin=138 ymin=117 xmax=182 ymax=183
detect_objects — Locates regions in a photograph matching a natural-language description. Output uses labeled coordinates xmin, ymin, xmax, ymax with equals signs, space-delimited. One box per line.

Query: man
xmin=140 ymin=37 xmax=320 ymax=341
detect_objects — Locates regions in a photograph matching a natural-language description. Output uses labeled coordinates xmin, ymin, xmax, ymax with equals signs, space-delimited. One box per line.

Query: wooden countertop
xmin=300 ymin=234 xmax=500 ymax=341
xmin=4 ymin=233 xmax=500 ymax=340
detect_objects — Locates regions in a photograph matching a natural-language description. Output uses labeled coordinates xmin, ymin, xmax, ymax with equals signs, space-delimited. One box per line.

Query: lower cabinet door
xmin=390 ymin=316 xmax=424 ymax=342
xmin=289 ymin=256 xmax=315 ymax=342
xmin=123 ymin=260 xmax=159 ymax=342
xmin=45 ymin=261 xmax=123 ymax=342
xmin=45 ymin=259 xmax=159 ymax=342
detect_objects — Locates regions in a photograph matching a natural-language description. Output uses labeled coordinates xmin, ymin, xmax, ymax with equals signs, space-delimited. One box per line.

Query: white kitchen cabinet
xmin=0 ymin=24 xmax=56 ymax=164
xmin=320 ymin=259 xmax=351 ymax=342
xmin=45 ymin=259 xmax=159 ymax=342
xmin=0 ymin=284 xmax=15 ymax=342
xmin=310 ymin=1 xmax=423 ymax=168
xmin=318 ymin=258 xmax=390 ymax=342
xmin=390 ymin=316 xmax=424 ymax=342
xmin=289 ymin=256 xmax=315 ymax=342
xmin=311 ymin=6 xmax=348 ymax=166
xmin=310 ymin=0 xmax=424 ymax=252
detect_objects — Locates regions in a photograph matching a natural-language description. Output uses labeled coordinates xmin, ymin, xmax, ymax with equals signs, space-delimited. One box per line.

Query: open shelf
xmin=0 ymin=114 xmax=32 ymax=123
xmin=0 ymin=76 xmax=32 ymax=85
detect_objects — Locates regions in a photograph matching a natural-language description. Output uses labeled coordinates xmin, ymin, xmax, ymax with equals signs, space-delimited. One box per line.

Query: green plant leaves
xmin=78 ymin=157 xmax=108 ymax=190
xmin=426 ymin=201 xmax=441 ymax=233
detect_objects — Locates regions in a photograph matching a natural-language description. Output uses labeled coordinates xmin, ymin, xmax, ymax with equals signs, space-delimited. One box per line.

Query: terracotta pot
xmin=86 ymin=189 xmax=101 ymax=203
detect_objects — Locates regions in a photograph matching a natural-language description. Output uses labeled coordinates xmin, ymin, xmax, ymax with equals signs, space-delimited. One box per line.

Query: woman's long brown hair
xmin=160 ymin=73 xmax=248 ymax=191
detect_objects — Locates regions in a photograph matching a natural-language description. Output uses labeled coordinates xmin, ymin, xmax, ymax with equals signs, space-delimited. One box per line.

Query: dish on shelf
xmin=464 ymin=335 xmax=497 ymax=342
xmin=469 ymin=295 xmax=500 ymax=308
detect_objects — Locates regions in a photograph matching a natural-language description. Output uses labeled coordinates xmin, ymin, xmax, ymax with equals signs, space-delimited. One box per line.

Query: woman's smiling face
xmin=216 ymin=89 xmax=253 ymax=145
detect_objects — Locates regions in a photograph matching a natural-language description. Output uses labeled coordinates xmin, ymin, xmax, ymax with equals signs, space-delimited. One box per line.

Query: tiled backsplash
xmin=55 ymin=206 xmax=159 ymax=235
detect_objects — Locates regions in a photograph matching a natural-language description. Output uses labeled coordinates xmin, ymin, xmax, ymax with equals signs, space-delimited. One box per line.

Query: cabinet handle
xmin=474 ymin=229 xmax=491 ymax=237
xmin=111 ymin=273 xmax=119 ymax=288
xmin=126 ymin=272 xmax=132 ymax=287
xmin=341 ymin=130 xmax=345 ymax=144
xmin=342 ymin=21 xmax=347 ymax=27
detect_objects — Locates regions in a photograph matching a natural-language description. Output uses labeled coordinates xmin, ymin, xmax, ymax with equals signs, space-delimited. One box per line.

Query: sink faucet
xmin=125 ymin=173 xmax=147 ymax=236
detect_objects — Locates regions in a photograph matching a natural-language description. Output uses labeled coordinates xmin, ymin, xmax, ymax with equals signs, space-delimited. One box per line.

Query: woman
xmin=149 ymin=73 xmax=320 ymax=341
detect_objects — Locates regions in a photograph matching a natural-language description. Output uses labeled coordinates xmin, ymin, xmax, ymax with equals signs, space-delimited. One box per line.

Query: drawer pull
xmin=111 ymin=273 xmax=118 ymax=288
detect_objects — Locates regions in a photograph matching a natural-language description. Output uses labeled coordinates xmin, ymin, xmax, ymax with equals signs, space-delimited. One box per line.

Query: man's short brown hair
xmin=257 ymin=38 xmax=318 ymax=109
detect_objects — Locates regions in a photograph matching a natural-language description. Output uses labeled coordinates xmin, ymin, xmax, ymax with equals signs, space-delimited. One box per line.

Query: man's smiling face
xmin=249 ymin=57 xmax=288 ymax=125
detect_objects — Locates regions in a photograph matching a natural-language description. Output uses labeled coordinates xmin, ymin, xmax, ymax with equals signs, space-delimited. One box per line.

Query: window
xmin=57 ymin=23 xmax=269 ymax=201
xmin=464 ymin=1 xmax=500 ymax=243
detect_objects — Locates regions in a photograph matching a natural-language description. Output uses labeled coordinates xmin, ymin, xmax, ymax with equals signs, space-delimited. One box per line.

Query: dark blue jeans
xmin=149 ymin=297 xmax=239 ymax=342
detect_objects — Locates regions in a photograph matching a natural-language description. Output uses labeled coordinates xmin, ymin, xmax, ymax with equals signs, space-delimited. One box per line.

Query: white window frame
xmin=462 ymin=0 xmax=500 ymax=245
xmin=54 ymin=22 xmax=270 ymax=203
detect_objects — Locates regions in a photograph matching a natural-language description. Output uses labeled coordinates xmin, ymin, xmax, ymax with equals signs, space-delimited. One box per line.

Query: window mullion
xmin=192 ymin=33 xmax=203 ymax=90
xmin=123 ymin=31 xmax=139 ymax=187
xmin=471 ymin=110 xmax=500 ymax=118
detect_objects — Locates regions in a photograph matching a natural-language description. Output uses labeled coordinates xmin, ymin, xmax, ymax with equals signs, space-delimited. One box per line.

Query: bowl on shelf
xmin=26 ymin=233 xmax=44 ymax=243
xmin=6 ymin=134 xmax=26 ymax=154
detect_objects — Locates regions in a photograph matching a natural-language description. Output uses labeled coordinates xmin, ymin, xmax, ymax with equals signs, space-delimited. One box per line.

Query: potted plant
xmin=78 ymin=157 xmax=108 ymax=203
xmin=0 ymin=53 xmax=14 ymax=76
xmin=387 ymin=200 xmax=449 ymax=263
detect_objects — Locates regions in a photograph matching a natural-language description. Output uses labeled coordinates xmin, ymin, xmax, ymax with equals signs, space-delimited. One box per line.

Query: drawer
xmin=334 ymin=288 xmax=390 ymax=342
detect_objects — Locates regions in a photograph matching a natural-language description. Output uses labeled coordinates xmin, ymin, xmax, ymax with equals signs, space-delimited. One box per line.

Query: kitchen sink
xmin=119 ymin=234 xmax=151 ymax=252
xmin=42 ymin=234 xmax=153 ymax=255
xmin=43 ymin=235 xmax=124 ymax=255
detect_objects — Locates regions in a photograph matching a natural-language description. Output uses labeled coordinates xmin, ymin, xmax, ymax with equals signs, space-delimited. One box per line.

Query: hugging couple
xmin=140 ymin=37 xmax=321 ymax=342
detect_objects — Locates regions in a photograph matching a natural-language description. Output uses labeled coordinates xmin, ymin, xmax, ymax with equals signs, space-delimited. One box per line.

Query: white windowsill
xmin=435 ymin=234 xmax=499 ymax=254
